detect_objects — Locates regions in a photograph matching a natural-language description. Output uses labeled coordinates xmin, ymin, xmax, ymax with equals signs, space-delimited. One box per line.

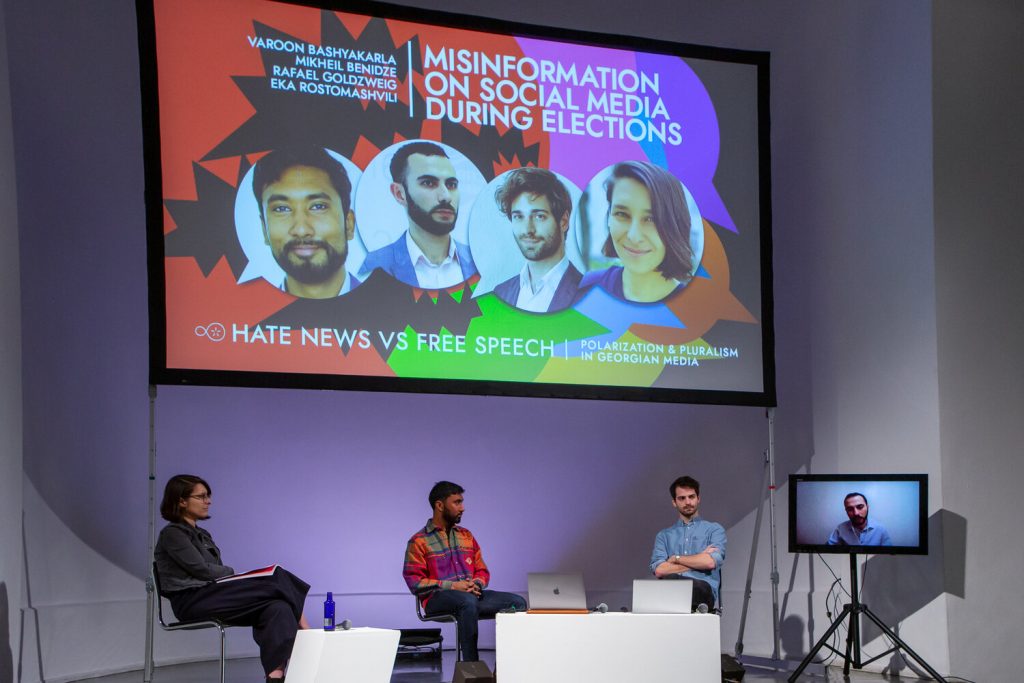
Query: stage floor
xmin=75 ymin=652 xmax=936 ymax=683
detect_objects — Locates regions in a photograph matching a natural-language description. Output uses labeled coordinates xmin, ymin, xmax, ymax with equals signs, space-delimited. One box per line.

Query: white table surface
xmin=286 ymin=627 xmax=400 ymax=683
xmin=496 ymin=611 xmax=721 ymax=683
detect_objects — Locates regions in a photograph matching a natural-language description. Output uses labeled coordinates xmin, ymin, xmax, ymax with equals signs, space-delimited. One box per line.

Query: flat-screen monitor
xmin=788 ymin=474 xmax=928 ymax=555
xmin=137 ymin=0 xmax=774 ymax=405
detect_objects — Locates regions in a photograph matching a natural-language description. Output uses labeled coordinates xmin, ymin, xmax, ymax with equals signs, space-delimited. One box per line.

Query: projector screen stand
xmin=788 ymin=554 xmax=946 ymax=682
xmin=735 ymin=408 xmax=782 ymax=661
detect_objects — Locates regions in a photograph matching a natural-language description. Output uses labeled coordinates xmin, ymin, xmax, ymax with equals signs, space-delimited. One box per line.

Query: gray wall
xmin=0 ymin=1 xmax=23 ymax=681
xmin=3 ymin=0 xmax=1016 ymax=681
xmin=934 ymin=1 xmax=1024 ymax=681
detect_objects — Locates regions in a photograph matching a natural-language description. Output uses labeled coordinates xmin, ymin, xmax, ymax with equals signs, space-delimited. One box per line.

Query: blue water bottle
xmin=323 ymin=592 xmax=336 ymax=631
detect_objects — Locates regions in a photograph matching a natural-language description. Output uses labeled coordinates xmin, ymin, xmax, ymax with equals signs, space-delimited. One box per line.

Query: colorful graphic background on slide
xmin=151 ymin=0 xmax=769 ymax=398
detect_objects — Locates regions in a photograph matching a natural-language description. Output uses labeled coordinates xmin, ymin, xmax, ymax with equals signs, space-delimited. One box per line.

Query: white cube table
xmin=286 ymin=627 xmax=400 ymax=683
xmin=496 ymin=612 xmax=720 ymax=682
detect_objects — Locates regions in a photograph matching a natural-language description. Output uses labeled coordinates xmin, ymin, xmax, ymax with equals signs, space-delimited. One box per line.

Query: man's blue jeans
xmin=424 ymin=589 xmax=527 ymax=660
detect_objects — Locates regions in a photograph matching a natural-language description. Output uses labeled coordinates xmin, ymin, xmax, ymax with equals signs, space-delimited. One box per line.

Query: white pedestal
xmin=496 ymin=612 xmax=721 ymax=683
xmin=286 ymin=627 xmax=400 ymax=683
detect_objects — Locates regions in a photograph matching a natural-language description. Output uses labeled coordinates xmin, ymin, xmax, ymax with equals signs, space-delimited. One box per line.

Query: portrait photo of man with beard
xmin=252 ymin=147 xmax=361 ymax=299
xmin=358 ymin=141 xmax=478 ymax=289
xmin=491 ymin=167 xmax=581 ymax=313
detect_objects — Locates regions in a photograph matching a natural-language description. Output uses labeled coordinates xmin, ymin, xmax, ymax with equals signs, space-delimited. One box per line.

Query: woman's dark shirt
xmin=154 ymin=522 xmax=235 ymax=593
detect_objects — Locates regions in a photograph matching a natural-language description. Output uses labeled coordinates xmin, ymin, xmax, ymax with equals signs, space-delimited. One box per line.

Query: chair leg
xmin=219 ymin=627 xmax=226 ymax=683
xmin=453 ymin=618 xmax=462 ymax=662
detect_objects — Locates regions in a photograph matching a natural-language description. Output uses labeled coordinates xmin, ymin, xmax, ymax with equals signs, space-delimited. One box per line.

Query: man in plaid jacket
xmin=403 ymin=481 xmax=526 ymax=661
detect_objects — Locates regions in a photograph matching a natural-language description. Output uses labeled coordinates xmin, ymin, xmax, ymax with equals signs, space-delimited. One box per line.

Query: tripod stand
xmin=788 ymin=554 xmax=946 ymax=682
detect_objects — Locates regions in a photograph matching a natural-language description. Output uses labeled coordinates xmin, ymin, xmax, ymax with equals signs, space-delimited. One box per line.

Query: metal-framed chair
xmin=415 ymin=596 xmax=462 ymax=660
xmin=414 ymin=595 xmax=497 ymax=661
xmin=149 ymin=562 xmax=231 ymax=683
xmin=713 ymin=567 xmax=723 ymax=616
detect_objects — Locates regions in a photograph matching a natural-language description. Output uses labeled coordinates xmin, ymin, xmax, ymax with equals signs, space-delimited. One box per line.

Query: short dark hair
xmin=602 ymin=161 xmax=695 ymax=282
xmin=429 ymin=480 xmax=465 ymax=508
xmin=844 ymin=492 xmax=868 ymax=506
xmin=160 ymin=474 xmax=211 ymax=523
xmin=252 ymin=147 xmax=353 ymax=219
xmin=669 ymin=475 xmax=701 ymax=498
xmin=494 ymin=167 xmax=572 ymax=224
xmin=390 ymin=141 xmax=449 ymax=184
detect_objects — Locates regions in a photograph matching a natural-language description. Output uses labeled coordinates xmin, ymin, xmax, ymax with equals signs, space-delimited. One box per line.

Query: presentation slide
xmin=141 ymin=0 xmax=774 ymax=404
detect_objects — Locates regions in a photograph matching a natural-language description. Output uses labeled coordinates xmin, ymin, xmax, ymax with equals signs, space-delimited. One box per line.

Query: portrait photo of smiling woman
xmin=576 ymin=161 xmax=704 ymax=304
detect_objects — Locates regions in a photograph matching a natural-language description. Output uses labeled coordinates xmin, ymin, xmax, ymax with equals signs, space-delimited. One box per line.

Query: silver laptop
xmin=632 ymin=578 xmax=693 ymax=614
xmin=527 ymin=572 xmax=588 ymax=611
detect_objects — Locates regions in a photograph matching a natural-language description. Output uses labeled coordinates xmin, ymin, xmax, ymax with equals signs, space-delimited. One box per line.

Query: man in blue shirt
xmin=650 ymin=475 xmax=726 ymax=610
xmin=827 ymin=492 xmax=892 ymax=546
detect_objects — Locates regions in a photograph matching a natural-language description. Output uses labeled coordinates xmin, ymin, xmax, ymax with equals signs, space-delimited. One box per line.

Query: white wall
xmin=0 ymin=0 xmax=22 ymax=680
xmin=933 ymin=2 xmax=1024 ymax=681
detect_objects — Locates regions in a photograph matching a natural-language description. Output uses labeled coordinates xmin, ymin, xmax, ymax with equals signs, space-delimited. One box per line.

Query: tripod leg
xmin=788 ymin=605 xmax=853 ymax=682
xmin=859 ymin=607 xmax=948 ymax=683
xmin=842 ymin=605 xmax=856 ymax=676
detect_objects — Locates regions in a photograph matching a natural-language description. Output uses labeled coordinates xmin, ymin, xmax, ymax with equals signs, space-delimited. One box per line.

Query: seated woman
xmin=579 ymin=160 xmax=697 ymax=303
xmin=154 ymin=474 xmax=310 ymax=681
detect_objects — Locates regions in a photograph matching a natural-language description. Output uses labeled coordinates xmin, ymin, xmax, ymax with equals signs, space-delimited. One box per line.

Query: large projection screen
xmin=139 ymin=0 xmax=775 ymax=405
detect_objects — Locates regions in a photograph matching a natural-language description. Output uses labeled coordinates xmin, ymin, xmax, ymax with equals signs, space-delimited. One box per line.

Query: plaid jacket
xmin=403 ymin=520 xmax=490 ymax=605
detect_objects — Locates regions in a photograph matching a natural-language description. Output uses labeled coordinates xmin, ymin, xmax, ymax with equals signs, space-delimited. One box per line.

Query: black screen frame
xmin=788 ymin=473 xmax=929 ymax=556
xmin=137 ymin=0 xmax=776 ymax=406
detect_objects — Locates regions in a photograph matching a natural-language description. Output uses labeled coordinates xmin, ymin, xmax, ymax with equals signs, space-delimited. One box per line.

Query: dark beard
xmin=443 ymin=509 xmax=462 ymax=526
xmin=276 ymin=238 xmax=346 ymax=284
xmin=518 ymin=231 xmax=563 ymax=262
xmin=407 ymin=195 xmax=458 ymax=236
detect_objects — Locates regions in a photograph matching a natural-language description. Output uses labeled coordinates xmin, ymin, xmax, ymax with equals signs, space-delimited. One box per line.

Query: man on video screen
xmin=492 ymin=167 xmax=581 ymax=312
xmin=827 ymin=492 xmax=892 ymax=546
xmin=253 ymin=147 xmax=359 ymax=298
xmin=360 ymin=142 xmax=476 ymax=289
